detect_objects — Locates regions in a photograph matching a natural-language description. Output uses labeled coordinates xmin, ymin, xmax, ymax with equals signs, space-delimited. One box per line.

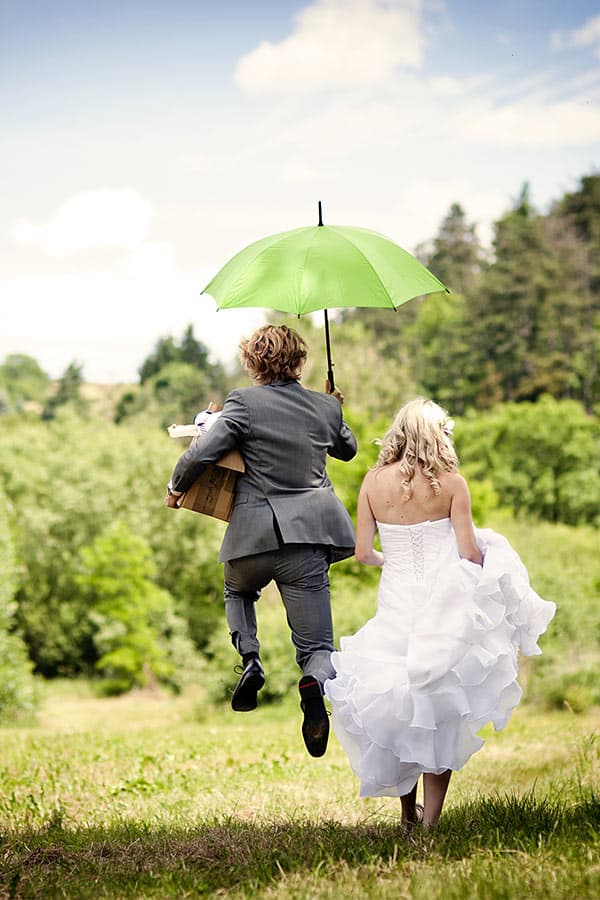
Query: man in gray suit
xmin=167 ymin=325 xmax=356 ymax=757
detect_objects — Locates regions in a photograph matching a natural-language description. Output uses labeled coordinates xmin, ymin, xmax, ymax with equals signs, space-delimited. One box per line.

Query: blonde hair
xmin=376 ymin=398 xmax=458 ymax=496
xmin=239 ymin=325 xmax=308 ymax=384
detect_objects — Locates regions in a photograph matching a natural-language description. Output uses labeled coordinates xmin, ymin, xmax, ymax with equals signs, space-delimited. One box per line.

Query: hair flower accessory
xmin=443 ymin=418 xmax=455 ymax=437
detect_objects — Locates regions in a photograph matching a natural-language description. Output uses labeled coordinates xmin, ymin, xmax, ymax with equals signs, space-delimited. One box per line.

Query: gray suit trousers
xmin=223 ymin=545 xmax=335 ymax=686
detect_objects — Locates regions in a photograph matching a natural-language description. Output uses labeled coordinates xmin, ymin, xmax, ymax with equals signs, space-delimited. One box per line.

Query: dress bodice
xmin=377 ymin=518 xmax=454 ymax=584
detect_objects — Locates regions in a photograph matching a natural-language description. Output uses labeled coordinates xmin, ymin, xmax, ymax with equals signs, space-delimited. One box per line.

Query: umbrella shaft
xmin=324 ymin=308 xmax=335 ymax=391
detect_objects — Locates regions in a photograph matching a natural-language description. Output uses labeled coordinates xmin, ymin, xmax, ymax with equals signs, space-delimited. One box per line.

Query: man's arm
xmin=329 ymin=419 xmax=357 ymax=461
xmin=169 ymin=391 xmax=249 ymax=494
xmin=325 ymin=391 xmax=357 ymax=461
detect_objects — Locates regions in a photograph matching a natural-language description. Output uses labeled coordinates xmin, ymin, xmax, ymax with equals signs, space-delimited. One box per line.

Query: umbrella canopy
xmin=202 ymin=206 xmax=447 ymax=389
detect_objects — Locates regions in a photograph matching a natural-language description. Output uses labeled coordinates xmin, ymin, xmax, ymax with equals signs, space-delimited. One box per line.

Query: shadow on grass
xmin=1 ymin=792 xmax=599 ymax=898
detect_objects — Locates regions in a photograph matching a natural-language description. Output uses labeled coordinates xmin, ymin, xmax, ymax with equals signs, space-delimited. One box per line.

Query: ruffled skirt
xmin=324 ymin=528 xmax=556 ymax=797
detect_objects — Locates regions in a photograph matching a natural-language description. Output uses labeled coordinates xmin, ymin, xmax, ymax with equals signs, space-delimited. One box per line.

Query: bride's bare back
xmin=364 ymin=462 xmax=453 ymax=525
xmin=356 ymin=463 xmax=482 ymax=567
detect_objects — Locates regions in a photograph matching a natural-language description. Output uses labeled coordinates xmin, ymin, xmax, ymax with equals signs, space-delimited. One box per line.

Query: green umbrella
xmin=202 ymin=203 xmax=447 ymax=390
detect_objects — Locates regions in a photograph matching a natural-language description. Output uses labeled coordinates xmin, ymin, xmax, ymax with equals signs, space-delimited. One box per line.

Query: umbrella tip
xmin=318 ymin=200 xmax=323 ymax=226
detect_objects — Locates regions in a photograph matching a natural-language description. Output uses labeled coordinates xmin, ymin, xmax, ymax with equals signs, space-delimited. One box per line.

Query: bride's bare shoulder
xmin=439 ymin=471 xmax=468 ymax=492
xmin=361 ymin=467 xmax=379 ymax=488
xmin=361 ymin=465 xmax=391 ymax=491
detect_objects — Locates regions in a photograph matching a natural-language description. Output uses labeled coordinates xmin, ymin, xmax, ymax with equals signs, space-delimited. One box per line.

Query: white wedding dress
xmin=324 ymin=518 xmax=556 ymax=798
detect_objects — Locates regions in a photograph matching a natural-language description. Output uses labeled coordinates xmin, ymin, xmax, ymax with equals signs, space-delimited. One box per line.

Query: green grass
xmin=0 ymin=684 xmax=598 ymax=898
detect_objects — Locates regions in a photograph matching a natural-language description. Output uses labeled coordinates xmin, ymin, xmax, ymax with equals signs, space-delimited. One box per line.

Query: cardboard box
xmin=177 ymin=450 xmax=245 ymax=522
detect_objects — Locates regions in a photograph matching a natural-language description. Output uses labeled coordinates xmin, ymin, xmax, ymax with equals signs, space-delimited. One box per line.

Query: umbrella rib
xmin=202 ymin=228 xmax=307 ymax=310
xmin=297 ymin=229 xmax=322 ymax=316
xmin=328 ymin=228 xmax=399 ymax=309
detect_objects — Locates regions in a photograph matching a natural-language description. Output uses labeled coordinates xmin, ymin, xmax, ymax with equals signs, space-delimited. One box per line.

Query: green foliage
xmin=456 ymin=396 xmax=600 ymax=524
xmin=116 ymin=361 xmax=220 ymax=429
xmin=42 ymin=361 xmax=88 ymax=420
xmin=77 ymin=521 xmax=201 ymax=695
xmin=420 ymin=201 xmax=486 ymax=297
xmin=340 ymin=174 xmax=600 ymax=413
xmin=529 ymin=669 xmax=600 ymax=714
xmin=0 ymin=488 xmax=37 ymax=721
xmin=489 ymin=516 xmax=600 ymax=713
xmin=404 ymin=291 xmax=482 ymax=413
xmin=0 ymin=411 xmax=224 ymax=678
xmin=0 ymin=354 xmax=50 ymax=413
xmin=297 ymin=313 xmax=419 ymax=420
xmin=139 ymin=324 xmax=223 ymax=385
xmin=117 ymin=324 xmax=228 ymax=427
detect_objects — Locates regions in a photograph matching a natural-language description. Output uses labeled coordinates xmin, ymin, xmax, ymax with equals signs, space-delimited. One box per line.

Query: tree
xmin=468 ymin=185 xmax=547 ymax=405
xmin=42 ymin=361 xmax=87 ymax=420
xmin=554 ymin=173 xmax=600 ymax=284
xmin=117 ymin=325 xmax=227 ymax=426
xmin=338 ymin=203 xmax=486 ymax=414
xmin=424 ymin=203 xmax=485 ymax=297
xmin=77 ymin=522 xmax=200 ymax=694
xmin=0 ymin=354 xmax=50 ymax=413
xmin=404 ymin=291 xmax=481 ymax=414
xmin=550 ymin=174 xmax=600 ymax=410
xmin=0 ymin=411 xmax=225 ymax=677
xmin=138 ymin=324 xmax=225 ymax=387
xmin=456 ymin=396 xmax=600 ymax=524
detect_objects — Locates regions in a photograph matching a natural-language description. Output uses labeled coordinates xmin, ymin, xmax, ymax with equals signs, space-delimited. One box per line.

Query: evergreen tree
xmin=138 ymin=324 xmax=224 ymax=386
xmin=122 ymin=325 xmax=227 ymax=425
xmin=138 ymin=335 xmax=179 ymax=384
xmin=42 ymin=361 xmax=87 ymax=420
xmin=425 ymin=202 xmax=485 ymax=296
xmin=469 ymin=185 xmax=547 ymax=405
xmin=551 ymin=174 xmax=600 ymax=410
xmin=405 ymin=204 xmax=486 ymax=411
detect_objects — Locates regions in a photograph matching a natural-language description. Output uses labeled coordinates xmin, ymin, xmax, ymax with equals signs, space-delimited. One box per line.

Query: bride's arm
xmin=355 ymin=477 xmax=384 ymax=566
xmin=449 ymin=475 xmax=483 ymax=565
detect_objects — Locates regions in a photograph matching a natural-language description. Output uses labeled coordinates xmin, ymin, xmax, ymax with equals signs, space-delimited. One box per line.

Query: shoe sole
xmin=301 ymin=698 xmax=330 ymax=757
xmin=231 ymin=671 xmax=265 ymax=712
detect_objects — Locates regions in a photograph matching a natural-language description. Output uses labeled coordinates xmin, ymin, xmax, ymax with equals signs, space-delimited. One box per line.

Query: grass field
xmin=0 ymin=682 xmax=598 ymax=898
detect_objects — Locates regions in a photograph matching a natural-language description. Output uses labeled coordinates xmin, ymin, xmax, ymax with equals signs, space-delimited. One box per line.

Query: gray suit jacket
xmin=170 ymin=380 xmax=357 ymax=563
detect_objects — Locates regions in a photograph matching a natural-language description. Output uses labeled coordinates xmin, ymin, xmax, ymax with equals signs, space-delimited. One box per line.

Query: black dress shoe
xmin=298 ymin=675 xmax=329 ymax=757
xmin=231 ymin=658 xmax=265 ymax=712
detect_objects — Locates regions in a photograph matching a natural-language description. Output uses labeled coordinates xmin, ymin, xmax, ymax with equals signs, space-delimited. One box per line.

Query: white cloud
xmin=551 ymin=14 xmax=600 ymax=60
xmin=459 ymin=97 xmax=600 ymax=147
xmin=11 ymin=189 xmax=153 ymax=257
xmin=234 ymin=0 xmax=426 ymax=94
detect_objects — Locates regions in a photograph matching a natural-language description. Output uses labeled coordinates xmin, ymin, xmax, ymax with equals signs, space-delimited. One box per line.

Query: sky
xmin=1 ymin=0 xmax=599 ymax=383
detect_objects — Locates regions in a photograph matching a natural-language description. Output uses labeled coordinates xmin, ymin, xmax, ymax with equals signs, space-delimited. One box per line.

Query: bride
xmin=325 ymin=398 xmax=555 ymax=828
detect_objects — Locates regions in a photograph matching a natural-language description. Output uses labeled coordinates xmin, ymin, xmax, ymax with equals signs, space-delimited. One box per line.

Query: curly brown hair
xmin=239 ymin=325 xmax=308 ymax=384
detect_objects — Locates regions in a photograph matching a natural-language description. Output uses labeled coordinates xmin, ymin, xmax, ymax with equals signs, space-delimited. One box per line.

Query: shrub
xmin=78 ymin=521 xmax=201 ymax=695
xmin=0 ymin=489 xmax=37 ymax=722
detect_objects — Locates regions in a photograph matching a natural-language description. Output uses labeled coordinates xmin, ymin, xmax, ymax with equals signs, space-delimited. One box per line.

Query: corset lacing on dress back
xmin=377 ymin=518 xmax=452 ymax=584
